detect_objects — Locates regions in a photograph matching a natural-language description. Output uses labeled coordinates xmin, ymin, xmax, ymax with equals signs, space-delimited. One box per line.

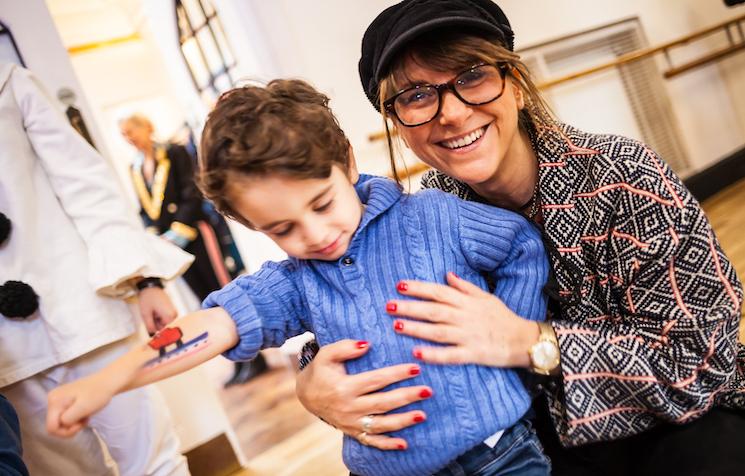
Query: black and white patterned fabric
xmin=422 ymin=122 xmax=745 ymax=447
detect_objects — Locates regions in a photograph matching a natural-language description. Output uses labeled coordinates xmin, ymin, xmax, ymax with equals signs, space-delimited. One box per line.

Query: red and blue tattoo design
xmin=144 ymin=326 xmax=210 ymax=370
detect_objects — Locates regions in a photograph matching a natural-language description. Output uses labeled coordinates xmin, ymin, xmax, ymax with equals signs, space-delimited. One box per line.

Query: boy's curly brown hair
xmin=198 ymin=79 xmax=350 ymax=222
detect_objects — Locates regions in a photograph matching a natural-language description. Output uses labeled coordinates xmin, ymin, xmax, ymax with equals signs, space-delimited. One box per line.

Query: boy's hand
xmin=46 ymin=375 xmax=116 ymax=438
xmin=138 ymin=287 xmax=178 ymax=333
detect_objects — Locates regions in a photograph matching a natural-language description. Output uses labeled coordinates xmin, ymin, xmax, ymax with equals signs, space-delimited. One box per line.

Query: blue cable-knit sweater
xmin=204 ymin=175 xmax=548 ymax=476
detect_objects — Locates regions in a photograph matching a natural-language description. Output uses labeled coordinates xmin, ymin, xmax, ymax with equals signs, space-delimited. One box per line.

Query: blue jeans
xmin=433 ymin=417 xmax=551 ymax=476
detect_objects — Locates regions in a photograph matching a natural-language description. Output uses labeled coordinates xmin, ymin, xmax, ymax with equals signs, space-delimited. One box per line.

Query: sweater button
xmin=341 ymin=256 xmax=354 ymax=266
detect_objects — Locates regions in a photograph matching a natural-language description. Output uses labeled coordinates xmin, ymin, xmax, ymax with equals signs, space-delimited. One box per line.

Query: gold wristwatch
xmin=528 ymin=322 xmax=561 ymax=375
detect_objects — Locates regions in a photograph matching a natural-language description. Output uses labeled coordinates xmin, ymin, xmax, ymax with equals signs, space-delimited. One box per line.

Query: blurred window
xmin=176 ymin=0 xmax=237 ymax=104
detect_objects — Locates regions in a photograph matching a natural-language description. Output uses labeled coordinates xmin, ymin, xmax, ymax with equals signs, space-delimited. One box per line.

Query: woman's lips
xmin=439 ymin=124 xmax=488 ymax=150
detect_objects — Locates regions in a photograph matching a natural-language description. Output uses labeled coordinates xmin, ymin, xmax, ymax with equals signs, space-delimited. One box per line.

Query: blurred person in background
xmin=120 ymin=113 xmax=267 ymax=385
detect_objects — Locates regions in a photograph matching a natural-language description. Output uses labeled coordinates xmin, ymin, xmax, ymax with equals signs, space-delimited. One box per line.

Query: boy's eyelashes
xmin=313 ymin=199 xmax=334 ymax=213
xmin=268 ymin=199 xmax=336 ymax=238
xmin=272 ymin=225 xmax=293 ymax=237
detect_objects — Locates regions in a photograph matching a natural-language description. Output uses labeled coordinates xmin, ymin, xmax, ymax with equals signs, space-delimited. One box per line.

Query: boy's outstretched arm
xmin=46 ymin=307 xmax=237 ymax=437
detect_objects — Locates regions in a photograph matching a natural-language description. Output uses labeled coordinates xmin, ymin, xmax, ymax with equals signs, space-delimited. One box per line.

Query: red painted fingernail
xmin=397 ymin=281 xmax=408 ymax=292
xmin=413 ymin=349 xmax=423 ymax=359
xmin=451 ymin=272 xmax=460 ymax=279
xmin=419 ymin=389 xmax=432 ymax=398
xmin=356 ymin=340 xmax=369 ymax=349
xmin=413 ymin=413 xmax=426 ymax=422
xmin=386 ymin=302 xmax=397 ymax=313
xmin=409 ymin=366 xmax=420 ymax=376
xmin=397 ymin=444 xmax=406 ymax=450
xmin=394 ymin=320 xmax=404 ymax=331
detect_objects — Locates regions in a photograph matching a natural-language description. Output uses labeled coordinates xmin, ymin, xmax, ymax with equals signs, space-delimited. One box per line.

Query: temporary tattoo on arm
xmin=148 ymin=327 xmax=185 ymax=356
xmin=143 ymin=327 xmax=210 ymax=370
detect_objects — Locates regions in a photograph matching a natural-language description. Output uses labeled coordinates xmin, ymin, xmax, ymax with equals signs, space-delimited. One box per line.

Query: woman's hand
xmin=387 ymin=272 xmax=540 ymax=368
xmin=137 ymin=286 xmax=178 ymax=333
xmin=295 ymin=339 xmax=433 ymax=451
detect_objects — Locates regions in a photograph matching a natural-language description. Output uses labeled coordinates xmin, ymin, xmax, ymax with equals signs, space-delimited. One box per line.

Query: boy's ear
xmin=347 ymin=145 xmax=360 ymax=184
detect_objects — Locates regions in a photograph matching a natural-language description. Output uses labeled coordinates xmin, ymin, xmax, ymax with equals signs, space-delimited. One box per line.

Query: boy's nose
xmin=303 ymin=226 xmax=327 ymax=249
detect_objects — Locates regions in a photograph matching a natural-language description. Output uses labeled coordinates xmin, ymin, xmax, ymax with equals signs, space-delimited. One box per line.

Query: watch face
xmin=534 ymin=341 xmax=560 ymax=369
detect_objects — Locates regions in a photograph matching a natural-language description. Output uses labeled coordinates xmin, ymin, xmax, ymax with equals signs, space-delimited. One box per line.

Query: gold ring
xmin=361 ymin=415 xmax=374 ymax=433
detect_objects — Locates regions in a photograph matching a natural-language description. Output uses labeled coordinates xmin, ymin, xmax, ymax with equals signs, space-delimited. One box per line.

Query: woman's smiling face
xmin=393 ymin=57 xmax=526 ymax=190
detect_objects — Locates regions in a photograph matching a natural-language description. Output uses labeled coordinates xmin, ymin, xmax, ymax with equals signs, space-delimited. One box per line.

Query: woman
xmin=296 ymin=1 xmax=745 ymax=474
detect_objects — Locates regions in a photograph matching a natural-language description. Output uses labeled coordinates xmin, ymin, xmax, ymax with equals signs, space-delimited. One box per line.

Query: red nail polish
xmin=397 ymin=444 xmax=406 ymax=450
xmin=451 ymin=272 xmax=460 ymax=279
xmin=413 ymin=349 xmax=423 ymax=359
xmin=356 ymin=340 xmax=369 ymax=349
xmin=409 ymin=366 xmax=420 ymax=376
xmin=413 ymin=414 xmax=426 ymax=422
xmin=397 ymin=281 xmax=408 ymax=292
xmin=386 ymin=302 xmax=398 ymax=313
xmin=394 ymin=320 xmax=404 ymax=331
xmin=419 ymin=389 xmax=432 ymax=398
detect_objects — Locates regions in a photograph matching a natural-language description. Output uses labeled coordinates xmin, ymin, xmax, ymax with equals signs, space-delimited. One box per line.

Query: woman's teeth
xmin=442 ymin=127 xmax=485 ymax=149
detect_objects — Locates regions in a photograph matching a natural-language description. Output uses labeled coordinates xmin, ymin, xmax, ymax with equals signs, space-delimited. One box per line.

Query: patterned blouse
xmin=421 ymin=122 xmax=745 ymax=447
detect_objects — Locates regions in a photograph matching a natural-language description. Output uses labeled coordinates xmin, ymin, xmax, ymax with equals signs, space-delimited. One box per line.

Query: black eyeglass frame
xmin=383 ymin=62 xmax=511 ymax=127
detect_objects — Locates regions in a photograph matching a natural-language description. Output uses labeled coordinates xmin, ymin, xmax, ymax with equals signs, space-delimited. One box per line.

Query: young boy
xmin=46 ymin=80 xmax=550 ymax=476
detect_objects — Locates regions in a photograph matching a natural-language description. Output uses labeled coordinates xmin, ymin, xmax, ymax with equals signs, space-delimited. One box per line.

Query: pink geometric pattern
xmin=422 ymin=123 xmax=745 ymax=447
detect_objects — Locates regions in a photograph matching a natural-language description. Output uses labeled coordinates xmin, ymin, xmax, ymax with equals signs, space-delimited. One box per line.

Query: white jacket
xmin=0 ymin=64 xmax=193 ymax=386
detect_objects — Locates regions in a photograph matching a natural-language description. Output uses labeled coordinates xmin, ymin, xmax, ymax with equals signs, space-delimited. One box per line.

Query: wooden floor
xmin=221 ymin=366 xmax=347 ymax=476
xmin=224 ymin=178 xmax=745 ymax=476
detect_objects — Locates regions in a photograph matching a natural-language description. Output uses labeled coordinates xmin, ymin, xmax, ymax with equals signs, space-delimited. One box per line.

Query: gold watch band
xmin=538 ymin=321 xmax=558 ymax=345
xmin=529 ymin=321 xmax=561 ymax=376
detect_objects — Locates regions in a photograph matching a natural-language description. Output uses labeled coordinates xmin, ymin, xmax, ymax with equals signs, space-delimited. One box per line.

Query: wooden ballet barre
xmin=663 ymin=42 xmax=745 ymax=78
xmin=536 ymin=13 xmax=745 ymax=89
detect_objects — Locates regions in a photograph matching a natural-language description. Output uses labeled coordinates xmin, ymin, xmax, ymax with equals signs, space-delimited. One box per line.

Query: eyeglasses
xmin=383 ymin=63 xmax=510 ymax=127
xmin=384 ymin=63 xmax=510 ymax=127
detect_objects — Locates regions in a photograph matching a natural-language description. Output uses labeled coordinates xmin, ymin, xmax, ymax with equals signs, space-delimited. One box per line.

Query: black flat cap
xmin=359 ymin=0 xmax=514 ymax=110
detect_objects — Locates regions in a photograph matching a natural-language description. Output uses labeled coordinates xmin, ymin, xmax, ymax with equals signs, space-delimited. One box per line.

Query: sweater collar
xmin=353 ymin=174 xmax=403 ymax=237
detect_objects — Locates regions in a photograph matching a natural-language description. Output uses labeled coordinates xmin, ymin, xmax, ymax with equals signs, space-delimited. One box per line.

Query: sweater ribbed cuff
xmin=203 ymin=283 xmax=263 ymax=361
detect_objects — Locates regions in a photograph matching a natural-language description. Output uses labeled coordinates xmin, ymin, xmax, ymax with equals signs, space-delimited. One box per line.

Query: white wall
xmin=501 ymin=0 xmax=745 ymax=172
xmin=242 ymin=0 xmax=400 ymax=175
xmin=0 ymin=0 xmax=112 ymax=162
